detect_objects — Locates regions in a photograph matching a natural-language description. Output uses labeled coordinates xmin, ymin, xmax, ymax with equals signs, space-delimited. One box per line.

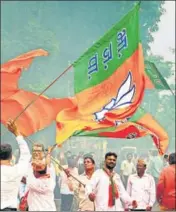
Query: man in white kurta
xmin=127 ymin=159 xmax=156 ymax=211
xmin=1 ymin=120 xmax=31 ymax=211
xmin=86 ymin=152 xmax=137 ymax=211
xmin=27 ymin=163 xmax=56 ymax=211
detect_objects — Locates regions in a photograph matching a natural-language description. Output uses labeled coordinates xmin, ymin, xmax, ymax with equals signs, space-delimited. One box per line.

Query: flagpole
xmin=169 ymin=89 xmax=175 ymax=96
xmin=0 ymin=64 xmax=73 ymax=138
xmin=24 ymin=136 xmax=86 ymax=186
xmin=13 ymin=64 xmax=73 ymax=122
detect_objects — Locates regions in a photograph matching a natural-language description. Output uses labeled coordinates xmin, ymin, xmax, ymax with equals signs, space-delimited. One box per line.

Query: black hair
xmin=169 ymin=153 xmax=176 ymax=165
xmin=84 ymin=156 xmax=95 ymax=164
xmin=0 ymin=144 xmax=12 ymax=160
xmin=164 ymin=154 xmax=168 ymax=159
xmin=105 ymin=152 xmax=117 ymax=159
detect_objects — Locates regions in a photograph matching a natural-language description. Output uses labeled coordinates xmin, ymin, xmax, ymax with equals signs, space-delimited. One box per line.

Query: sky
xmin=150 ymin=1 xmax=175 ymax=62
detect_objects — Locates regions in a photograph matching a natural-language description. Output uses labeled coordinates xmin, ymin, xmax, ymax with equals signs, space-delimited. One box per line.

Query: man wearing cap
xmin=127 ymin=159 xmax=156 ymax=211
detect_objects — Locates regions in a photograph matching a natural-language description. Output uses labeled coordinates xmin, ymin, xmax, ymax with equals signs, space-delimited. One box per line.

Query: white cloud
xmin=149 ymin=1 xmax=175 ymax=62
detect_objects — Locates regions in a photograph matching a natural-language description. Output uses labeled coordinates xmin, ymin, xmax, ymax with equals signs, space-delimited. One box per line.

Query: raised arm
xmin=7 ymin=120 xmax=31 ymax=175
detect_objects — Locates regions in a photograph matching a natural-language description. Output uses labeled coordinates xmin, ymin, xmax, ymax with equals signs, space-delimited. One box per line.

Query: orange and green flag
xmin=74 ymin=107 xmax=169 ymax=155
xmin=144 ymin=60 xmax=173 ymax=92
xmin=56 ymin=2 xmax=145 ymax=145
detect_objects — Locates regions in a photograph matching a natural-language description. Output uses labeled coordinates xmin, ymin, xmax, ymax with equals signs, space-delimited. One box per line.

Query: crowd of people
xmin=0 ymin=120 xmax=176 ymax=211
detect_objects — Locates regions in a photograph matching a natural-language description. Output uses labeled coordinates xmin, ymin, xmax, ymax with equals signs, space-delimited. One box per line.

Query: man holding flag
xmin=85 ymin=152 xmax=138 ymax=211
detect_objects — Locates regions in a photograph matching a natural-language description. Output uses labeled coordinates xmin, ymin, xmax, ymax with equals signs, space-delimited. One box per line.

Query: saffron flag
xmin=74 ymin=107 xmax=169 ymax=155
xmin=1 ymin=49 xmax=75 ymax=136
xmin=56 ymin=3 xmax=146 ymax=145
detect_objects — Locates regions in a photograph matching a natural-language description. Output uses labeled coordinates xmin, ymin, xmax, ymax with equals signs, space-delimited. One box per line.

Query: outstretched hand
xmin=7 ymin=119 xmax=20 ymax=136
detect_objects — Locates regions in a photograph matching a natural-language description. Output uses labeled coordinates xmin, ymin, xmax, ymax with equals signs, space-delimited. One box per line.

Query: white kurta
xmin=85 ymin=169 xmax=133 ymax=211
xmin=127 ymin=173 xmax=156 ymax=209
xmin=1 ymin=136 xmax=31 ymax=210
xmin=27 ymin=164 xmax=56 ymax=211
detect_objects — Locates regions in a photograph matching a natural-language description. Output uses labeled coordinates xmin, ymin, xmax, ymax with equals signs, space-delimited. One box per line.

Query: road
xmin=54 ymin=199 xmax=161 ymax=211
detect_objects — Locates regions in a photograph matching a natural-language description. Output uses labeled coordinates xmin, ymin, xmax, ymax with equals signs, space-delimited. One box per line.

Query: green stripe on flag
xmin=73 ymin=126 xmax=117 ymax=137
xmin=74 ymin=3 xmax=140 ymax=94
xmin=145 ymin=60 xmax=171 ymax=90
xmin=129 ymin=107 xmax=146 ymax=122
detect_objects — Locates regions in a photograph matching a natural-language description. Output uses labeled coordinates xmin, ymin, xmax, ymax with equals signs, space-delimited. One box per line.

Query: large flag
xmin=1 ymin=49 xmax=75 ymax=136
xmin=74 ymin=107 xmax=169 ymax=155
xmin=56 ymin=3 xmax=146 ymax=145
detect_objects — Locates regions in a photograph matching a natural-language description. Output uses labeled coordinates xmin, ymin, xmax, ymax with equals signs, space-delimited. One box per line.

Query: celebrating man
xmin=1 ymin=120 xmax=31 ymax=211
xmin=27 ymin=144 xmax=56 ymax=211
xmin=68 ymin=156 xmax=96 ymax=211
xmin=86 ymin=152 xmax=137 ymax=211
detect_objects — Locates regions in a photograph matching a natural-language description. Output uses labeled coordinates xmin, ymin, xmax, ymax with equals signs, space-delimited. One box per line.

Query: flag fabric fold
xmin=74 ymin=107 xmax=168 ymax=155
xmin=1 ymin=49 xmax=75 ymax=136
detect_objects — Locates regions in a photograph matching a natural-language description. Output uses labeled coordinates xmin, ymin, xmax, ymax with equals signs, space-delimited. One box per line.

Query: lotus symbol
xmin=94 ymin=72 xmax=135 ymax=125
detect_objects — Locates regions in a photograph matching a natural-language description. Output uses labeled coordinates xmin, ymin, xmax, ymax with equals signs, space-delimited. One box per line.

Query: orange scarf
xmin=103 ymin=168 xmax=119 ymax=207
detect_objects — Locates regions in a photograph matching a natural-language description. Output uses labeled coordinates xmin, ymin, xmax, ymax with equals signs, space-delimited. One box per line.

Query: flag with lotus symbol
xmin=56 ymin=2 xmax=146 ymax=145
xmin=74 ymin=107 xmax=169 ymax=155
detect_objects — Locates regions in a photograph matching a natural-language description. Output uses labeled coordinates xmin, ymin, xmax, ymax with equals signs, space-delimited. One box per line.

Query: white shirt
xmin=86 ymin=169 xmax=133 ymax=211
xmin=127 ymin=173 xmax=156 ymax=209
xmin=73 ymin=173 xmax=94 ymax=211
xmin=59 ymin=167 xmax=78 ymax=195
xmin=1 ymin=136 xmax=31 ymax=210
xmin=121 ymin=160 xmax=136 ymax=176
xmin=27 ymin=164 xmax=56 ymax=211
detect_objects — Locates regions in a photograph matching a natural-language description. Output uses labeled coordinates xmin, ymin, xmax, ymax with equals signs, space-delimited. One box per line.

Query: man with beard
xmin=68 ymin=156 xmax=96 ymax=211
xmin=85 ymin=152 xmax=137 ymax=211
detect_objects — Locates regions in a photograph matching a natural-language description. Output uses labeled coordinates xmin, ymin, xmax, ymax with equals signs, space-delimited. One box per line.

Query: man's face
xmin=127 ymin=154 xmax=132 ymax=161
xmin=137 ymin=164 xmax=146 ymax=175
xmin=105 ymin=156 xmax=117 ymax=170
xmin=84 ymin=158 xmax=94 ymax=170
